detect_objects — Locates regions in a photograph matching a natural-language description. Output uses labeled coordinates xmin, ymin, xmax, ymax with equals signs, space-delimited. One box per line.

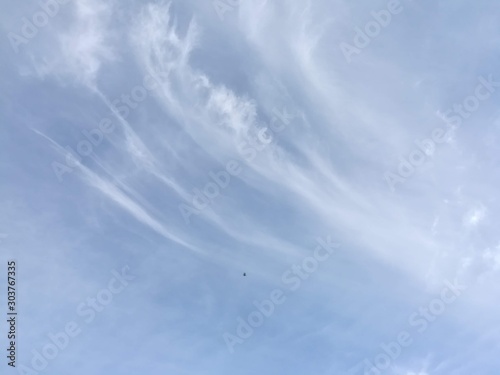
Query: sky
xmin=1 ymin=0 xmax=500 ymax=374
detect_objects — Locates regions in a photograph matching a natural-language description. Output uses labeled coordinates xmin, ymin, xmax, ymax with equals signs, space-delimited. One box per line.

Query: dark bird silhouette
xmin=243 ymin=273 xmax=246 ymax=276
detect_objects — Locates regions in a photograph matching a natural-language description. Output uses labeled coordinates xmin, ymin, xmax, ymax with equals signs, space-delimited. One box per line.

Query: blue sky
xmin=2 ymin=0 xmax=500 ymax=374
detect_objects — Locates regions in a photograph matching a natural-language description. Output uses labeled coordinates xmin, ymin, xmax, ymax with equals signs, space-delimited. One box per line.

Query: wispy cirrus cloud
xmin=2 ymin=0 xmax=500 ymax=374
